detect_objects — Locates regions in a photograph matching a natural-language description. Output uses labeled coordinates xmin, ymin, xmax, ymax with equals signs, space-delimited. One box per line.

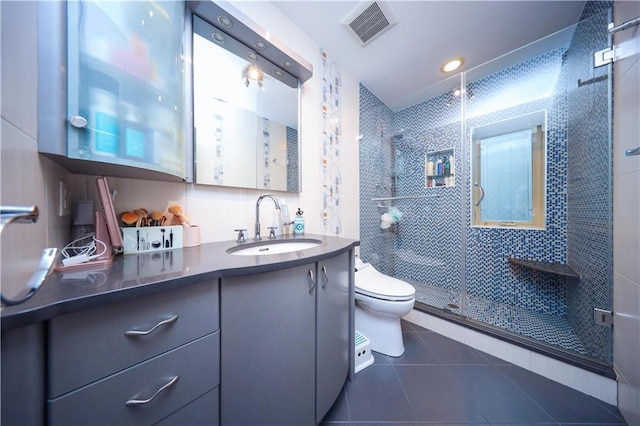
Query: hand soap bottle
xmin=293 ymin=208 xmax=305 ymax=235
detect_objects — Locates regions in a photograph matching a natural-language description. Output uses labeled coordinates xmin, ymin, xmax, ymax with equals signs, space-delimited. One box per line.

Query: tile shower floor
xmin=413 ymin=281 xmax=587 ymax=355
xmin=321 ymin=321 xmax=626 ymax=425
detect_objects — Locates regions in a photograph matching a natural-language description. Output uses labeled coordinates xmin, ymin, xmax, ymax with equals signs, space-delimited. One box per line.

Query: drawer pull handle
xmin=125 ymin=376 xmax=179 ymax=406
xmin=308 ymin=268 xmax=316 ymax=294
xmin=124 ymin=315 xmax=178 ymax=336
xmin=321 ymin=265 xmax=329 ymax=288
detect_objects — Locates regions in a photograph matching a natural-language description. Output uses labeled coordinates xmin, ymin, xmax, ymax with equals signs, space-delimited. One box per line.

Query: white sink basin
xmin=226 ymin=239 xmax=322 ymax=256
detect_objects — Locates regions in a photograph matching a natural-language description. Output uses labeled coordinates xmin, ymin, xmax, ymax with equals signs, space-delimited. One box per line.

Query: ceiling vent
xmin=342 ymin=1 xmax=397 ymax=47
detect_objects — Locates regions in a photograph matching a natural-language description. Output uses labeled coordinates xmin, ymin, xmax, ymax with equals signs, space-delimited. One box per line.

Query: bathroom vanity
xmin=0 ymin=234 xmax=357 ymax=425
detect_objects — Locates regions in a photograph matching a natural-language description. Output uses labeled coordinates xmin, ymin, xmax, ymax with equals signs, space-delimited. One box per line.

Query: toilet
xmin=354 ymin=257 xmax=416 ymax=357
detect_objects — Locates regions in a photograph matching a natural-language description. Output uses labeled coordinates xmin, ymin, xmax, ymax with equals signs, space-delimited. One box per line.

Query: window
xmin=471 ymin=111 xmax=546 ymax=229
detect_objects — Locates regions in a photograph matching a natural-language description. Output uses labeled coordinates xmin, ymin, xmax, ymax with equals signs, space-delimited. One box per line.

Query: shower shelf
xmin=508 ymin=258 xmax=580 ymax=280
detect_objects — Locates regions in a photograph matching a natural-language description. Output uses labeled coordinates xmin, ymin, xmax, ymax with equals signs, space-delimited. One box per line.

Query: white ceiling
xmin=273 ymin=1 xmax=587 ymax=111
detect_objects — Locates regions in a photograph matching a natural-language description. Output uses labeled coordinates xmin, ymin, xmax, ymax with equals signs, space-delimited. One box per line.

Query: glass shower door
xmin=461 ymin=5 xmax=613 ymax=363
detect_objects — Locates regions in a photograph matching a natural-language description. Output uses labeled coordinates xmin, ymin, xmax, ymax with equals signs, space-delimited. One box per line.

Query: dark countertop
xmin=1 ymin=234 xmax=359 ymax=331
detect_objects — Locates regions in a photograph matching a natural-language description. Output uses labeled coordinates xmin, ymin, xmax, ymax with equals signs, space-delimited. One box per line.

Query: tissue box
xmin=121 ymin=226 xmax=183 ymax=254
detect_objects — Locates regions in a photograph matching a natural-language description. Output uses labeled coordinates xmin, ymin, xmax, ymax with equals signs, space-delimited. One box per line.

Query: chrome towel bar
xmin=1 ymin=205 xmax=58 ymax=306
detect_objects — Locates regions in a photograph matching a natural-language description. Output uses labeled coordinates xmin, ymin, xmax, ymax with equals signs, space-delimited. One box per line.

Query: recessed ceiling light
xmin=212 ymin=32 xmax=226 ymax=44
xmin=441 ymin=57 xmax=464 ymax=73
xmin=217 ymin=15 xmax=233 ymax=29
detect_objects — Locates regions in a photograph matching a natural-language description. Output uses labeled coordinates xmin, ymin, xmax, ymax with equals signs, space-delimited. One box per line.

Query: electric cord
xmin=61 ymin=233 xmax=108 ymax=266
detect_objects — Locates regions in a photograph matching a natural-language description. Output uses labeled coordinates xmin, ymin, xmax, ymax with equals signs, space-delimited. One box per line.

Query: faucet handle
xmin=234 ymin=228 xmax=247 ymax=243
xmin=267 ymin=226 xmax=277 ymax=240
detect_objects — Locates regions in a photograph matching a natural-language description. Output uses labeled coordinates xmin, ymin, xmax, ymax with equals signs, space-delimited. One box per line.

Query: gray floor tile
xmin=395 ymin=365 xmax=488 ymax=423
xmin=346 ymin=365 xmax=416 ymax=422
xmin=323 ymin=321 xmax=629 ymax=425
xmin=498 ymin=365 xmax=627 ymax=424
xmin=386 ymin=332 xmax=440 ymax=365
xmin=323 ymin=385 xmax=349 ymax=422
xmin=445 ymin=365 xmax=555 ymax=424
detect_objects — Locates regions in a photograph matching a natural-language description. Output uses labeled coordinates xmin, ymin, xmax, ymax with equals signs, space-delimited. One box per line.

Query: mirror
xmin=192 ymin=15 xmax=300 ymax=192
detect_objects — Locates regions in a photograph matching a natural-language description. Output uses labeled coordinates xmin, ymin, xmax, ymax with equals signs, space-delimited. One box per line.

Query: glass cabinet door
xmin=67 ymin=1 xmax=185 ymax=178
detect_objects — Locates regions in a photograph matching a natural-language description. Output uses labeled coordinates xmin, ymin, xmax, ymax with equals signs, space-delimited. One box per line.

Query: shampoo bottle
xmin=293 ymin=208 xmax=305 ymax=235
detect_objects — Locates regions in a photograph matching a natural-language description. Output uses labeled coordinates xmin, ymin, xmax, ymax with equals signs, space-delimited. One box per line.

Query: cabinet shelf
xmin=507 ymin=258 xmax=580 ymax=280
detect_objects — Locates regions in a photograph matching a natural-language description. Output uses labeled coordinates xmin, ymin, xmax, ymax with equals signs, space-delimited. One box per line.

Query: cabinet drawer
xmin=48 ymin=280 xmax=219 ymax=398
xmin=156 ymin=387 xmax=219 ymax=425
xmin=48 ymin=331 xmax=220 ymax=426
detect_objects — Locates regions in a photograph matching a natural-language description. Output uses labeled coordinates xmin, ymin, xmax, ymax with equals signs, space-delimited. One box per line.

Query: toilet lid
xmin=355 ymin=263 xmax=416 ymax=301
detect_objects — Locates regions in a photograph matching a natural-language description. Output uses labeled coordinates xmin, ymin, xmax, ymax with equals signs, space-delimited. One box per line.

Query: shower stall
xmin=359 ymin=2 xmax=614 ymax=373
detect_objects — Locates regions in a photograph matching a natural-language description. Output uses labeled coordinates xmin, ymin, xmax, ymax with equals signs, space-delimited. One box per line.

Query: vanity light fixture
xmin=441 ymin=57 xmax=464 ymax=73
xmin=241 ymin=62 xmax=264 ymax=89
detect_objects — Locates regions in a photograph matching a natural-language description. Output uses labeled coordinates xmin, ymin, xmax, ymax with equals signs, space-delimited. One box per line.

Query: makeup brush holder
xmin=121 ymin=225 xmax=183 ymax=254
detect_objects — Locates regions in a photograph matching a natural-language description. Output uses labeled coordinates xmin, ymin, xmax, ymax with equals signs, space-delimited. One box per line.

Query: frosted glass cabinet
xmin=38 ymin=1 xmax=188 ymax=181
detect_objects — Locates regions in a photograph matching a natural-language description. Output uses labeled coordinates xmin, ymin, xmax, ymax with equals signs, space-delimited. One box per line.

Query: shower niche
xmin=425 ymin=148 xmax=455 ymax=188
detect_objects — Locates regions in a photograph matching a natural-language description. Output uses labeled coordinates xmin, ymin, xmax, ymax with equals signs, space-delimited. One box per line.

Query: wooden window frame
xmin=471 ymin=113 xmax=546 ymax=229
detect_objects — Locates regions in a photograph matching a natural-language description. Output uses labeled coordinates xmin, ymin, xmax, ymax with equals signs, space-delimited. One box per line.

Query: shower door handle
xmin=625 ymin=146 xmax=640 ymax=156
xmin=474 ymin=182 xmax=485 ymax=207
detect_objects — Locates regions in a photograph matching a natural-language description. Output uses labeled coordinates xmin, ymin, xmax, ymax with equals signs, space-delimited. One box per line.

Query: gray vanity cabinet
xmin=221 ymin=251 xmax=351 ymax=425
xmin=1 ymin=323 xmax=46 ymax=425
xmin=221 ymin=262 xmax=317 ymax=425
xmin=46 ymin=280 xmax=221 ymax=425
xmin=316 ymin=251 xmax=350 ymax=422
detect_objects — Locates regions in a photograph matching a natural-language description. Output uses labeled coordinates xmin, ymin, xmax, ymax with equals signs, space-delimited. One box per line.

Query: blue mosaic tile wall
xmin=358 ymin=1 xmax=613 ymax=362
xmin=359 ymin=85 xmax=396 ymax=275
xmin=565 ymin=2 xmax=613 ymax=363
xmin=462 ymin=48 xmax=569 ymax=316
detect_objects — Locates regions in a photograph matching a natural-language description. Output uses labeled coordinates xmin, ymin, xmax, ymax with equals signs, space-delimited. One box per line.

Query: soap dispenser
xmin=293 ymin=208 xmax=305 ymax=235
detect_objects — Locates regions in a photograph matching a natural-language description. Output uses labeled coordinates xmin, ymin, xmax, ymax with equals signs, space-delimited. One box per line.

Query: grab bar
xmin=625 ymin=146 xmax=640 ymax=157
xmin=1 ymin=205 xmax=58 ymax=306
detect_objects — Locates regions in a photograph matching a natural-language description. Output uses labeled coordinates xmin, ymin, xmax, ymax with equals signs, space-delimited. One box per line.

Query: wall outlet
xmin=58 ymin=180 xmax=71 ymax=217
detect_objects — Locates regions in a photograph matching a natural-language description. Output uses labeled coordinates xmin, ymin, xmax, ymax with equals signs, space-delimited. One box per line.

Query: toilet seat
xmin=355 ymin=262 xmax=416 ymax=301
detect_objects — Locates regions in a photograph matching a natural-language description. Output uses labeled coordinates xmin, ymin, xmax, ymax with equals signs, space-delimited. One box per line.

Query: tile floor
xmin=321 ymin=321 xmax=627 ymax=425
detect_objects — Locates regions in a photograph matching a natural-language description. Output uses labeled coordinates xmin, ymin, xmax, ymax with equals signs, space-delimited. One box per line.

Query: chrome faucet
xmin=254 ymin=194 xmax=281 ymax=241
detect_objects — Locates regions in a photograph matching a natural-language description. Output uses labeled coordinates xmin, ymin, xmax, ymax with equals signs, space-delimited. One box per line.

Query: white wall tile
xmin=613 ymin=272 xmax=640 ymax=395
xmin=0 ymin=1 xmax=38 ymax=140
xmin=1 ymin=120 xmax=48 ymax=299
xmin=613 ymin=171 xmax=640 ymax=283
xmin=613 ymin=51 xmax=640 ymax=177
xmin=613 ymin=0 xmax=640 ymax=422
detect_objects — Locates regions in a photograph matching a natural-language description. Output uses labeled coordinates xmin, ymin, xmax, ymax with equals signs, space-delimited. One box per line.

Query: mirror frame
xmin=186 ymin=1 xmax=312 ymax=192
